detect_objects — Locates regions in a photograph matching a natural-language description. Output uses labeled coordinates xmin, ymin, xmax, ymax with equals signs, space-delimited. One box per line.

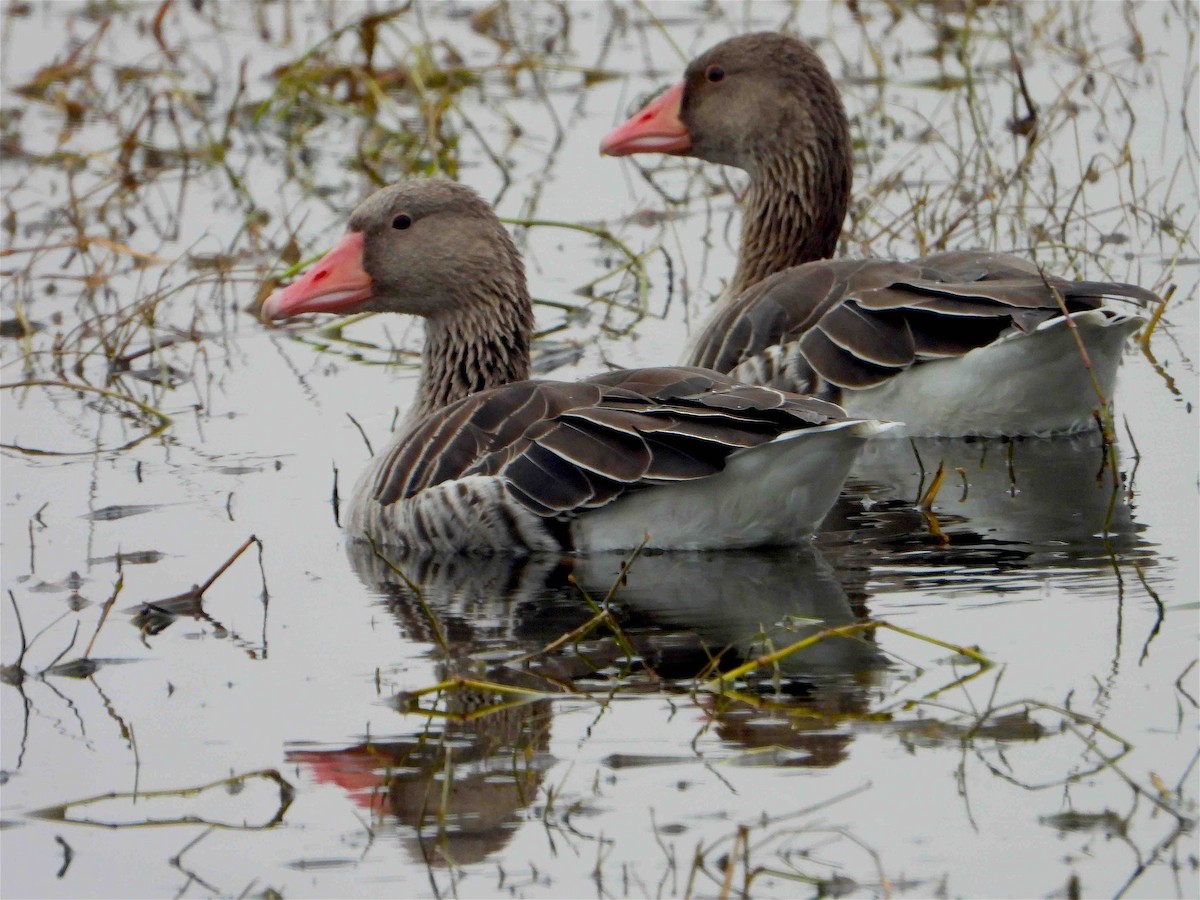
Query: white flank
xmin=571 ymin=419 xmax=894 ymax=552
xmin=345 ymin=418 xmax=894 ymax=554
xmin=841 ymin=312 xmax=1146 ymax=437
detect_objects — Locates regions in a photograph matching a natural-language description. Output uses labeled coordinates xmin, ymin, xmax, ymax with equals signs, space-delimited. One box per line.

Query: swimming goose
xmin=262 ymin=180 xmax=891 ymax=554
xmin=601 ymin=32 xmax=1157 ymax=437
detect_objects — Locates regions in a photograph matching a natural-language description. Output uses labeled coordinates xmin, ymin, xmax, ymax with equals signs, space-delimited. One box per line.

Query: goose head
xmin=262 ymin=179 xmax=526 ymax=323
xmin=601 ymin=32 xmax=851 ymax=179
xmin=602 ymin=33 xmax=854 ymax=292
xmin=261 ymin=179 xmax=533 ymax=419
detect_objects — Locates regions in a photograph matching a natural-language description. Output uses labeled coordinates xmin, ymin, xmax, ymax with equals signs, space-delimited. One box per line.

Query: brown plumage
xmin=602 ymin=33 xmax=1157 ymax=435
xmin=688 ymin=251 xmax=1158 ymax=401
xmin=371 ymin=369 xmax=844 ymax=518
xmin=262 ymin=179 xmax=887 ymax=553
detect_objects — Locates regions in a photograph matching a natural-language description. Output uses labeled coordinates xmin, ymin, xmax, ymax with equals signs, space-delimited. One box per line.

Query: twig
xmin=1175 ymin=660 xmax=1198 ymax=710
xmin=331 ymin=463 xmax=341 ymax=527
xmin=194 ymin=535 xmax=259 ymax=599
xmin=31 ymin=770 xmax=295 ymax=831
xmin=718 ymin=824 xmax=746 ymax=899
xmin=1138 ymin=283 xmax=1174 ymax=351
xmin=83 ymin=573 xmax=123 ymax=660
xmin=346 ymin=412 xmax=374 ymax=457
xmin=918 ymin=461 xmax=946 ymax=510
xmin=704 ymin=619 xmax=991 ymax=692
xmin=42 ymin=622 xmax=81 ymax=675
xmin=7 ymin=590 xmax=29 ymax=674
xmin=54 ymin=836 xmax=73 ymax=879
xmin=366 ymin=535 xmax=449 ymax=656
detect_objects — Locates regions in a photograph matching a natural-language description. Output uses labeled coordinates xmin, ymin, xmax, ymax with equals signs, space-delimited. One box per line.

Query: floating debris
xmin=87 ymin=550 xmax=167 ymax=566
xmin=82 ymin=504 xmax=163 ymax=522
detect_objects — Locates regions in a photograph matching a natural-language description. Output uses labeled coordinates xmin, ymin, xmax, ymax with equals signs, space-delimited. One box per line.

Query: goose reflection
xmin=285 ymin=436 xmax=1136 ymax=858
xmin=819 ymin=433 xmax=1153 ymax=598
xmin=287 ymin=542 xmax=890 ymax=864
xmin=570 ymin=546 xmax=884 ymax=677
xmin=286 ymin=667 xmax=554 ymax=868
xmin=344 ymin=541 xmax=887 ymax=681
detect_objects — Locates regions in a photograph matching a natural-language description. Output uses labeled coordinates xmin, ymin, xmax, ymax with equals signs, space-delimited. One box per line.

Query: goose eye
xmin=705 ymin=65 xmax=725 ymax=83
xmin=392 ymin=214 xmax=412 ymax=230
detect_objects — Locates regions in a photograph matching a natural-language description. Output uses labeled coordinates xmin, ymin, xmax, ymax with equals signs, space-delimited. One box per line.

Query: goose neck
xmin=411 ymin=289 xmax=532 ymax=421
xmin=729 ymin=150 xmax=850 ymax=297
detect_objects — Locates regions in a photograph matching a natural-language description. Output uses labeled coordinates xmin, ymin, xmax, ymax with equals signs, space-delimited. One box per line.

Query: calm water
xmin=2 ymin=2 xmax=1197 ymax=898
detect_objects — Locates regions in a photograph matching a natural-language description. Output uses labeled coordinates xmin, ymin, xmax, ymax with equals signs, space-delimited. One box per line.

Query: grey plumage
xmin=602 ymin=34 xmax=1159 ymax=422
xmin=371 ymin=367 xmax=848 ymax=520
xmin=263 ymin=179 xmax=878 ymax=553
xmin=690 ymin=253 xmax=1157 ymax=401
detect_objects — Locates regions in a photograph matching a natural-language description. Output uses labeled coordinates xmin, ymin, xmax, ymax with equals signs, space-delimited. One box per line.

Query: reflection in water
xmin=288 ymin=552 xmax=564 ymax=866
xmin=287 ymin=543 xmax=891 ymax=860
xmin=570 ymin=548 xmax=884 ymax=676
xmin=820 ymin=433 xmax=1153 ymax=598
xmin=286 ymin=434 xmax=1155 ymax=864
xmin=288 ymin=680 xmax=554 ymax=867
xmin=344 ymin=542 xmax=887 ymax=681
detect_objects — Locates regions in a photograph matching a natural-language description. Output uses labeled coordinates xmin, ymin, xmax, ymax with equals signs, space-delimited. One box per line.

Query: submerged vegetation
xmin=1 ymin=1 xmax=1197 ymax=897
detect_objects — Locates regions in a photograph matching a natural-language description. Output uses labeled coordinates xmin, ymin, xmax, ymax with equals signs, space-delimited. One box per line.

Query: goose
xmin=261 ymin=179 xmax=892 ymax=554
xmin=601 ymin=32 xmax=1157 ymax=437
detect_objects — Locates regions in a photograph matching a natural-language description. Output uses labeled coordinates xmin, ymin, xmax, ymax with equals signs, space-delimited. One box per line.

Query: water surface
xmin=2 ymin=2 xmax=1197 ymax=897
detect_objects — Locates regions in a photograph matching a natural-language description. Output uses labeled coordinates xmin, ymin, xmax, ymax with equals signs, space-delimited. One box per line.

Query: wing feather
xmin=370 ymin=366 xmax=851 ymax=518
xmin=686 ymin=252 xmax=1157 ymax=391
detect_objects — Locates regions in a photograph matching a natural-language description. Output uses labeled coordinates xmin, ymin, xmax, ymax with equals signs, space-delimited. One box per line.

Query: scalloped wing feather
xmin=687 ymin=252 xmax=1157 ymax=391
xmin=371 ymin=367 xmax=849 ymax=518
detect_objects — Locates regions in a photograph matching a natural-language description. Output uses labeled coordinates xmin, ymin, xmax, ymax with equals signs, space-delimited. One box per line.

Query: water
xmin=2 ymin=2 xmax=1197 ymax=897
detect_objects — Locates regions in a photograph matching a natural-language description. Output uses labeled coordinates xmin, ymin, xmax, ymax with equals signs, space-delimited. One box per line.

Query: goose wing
xmin=370 ymin=367 xmax=849 ymax=518
xmin=688 ymin=253 xmax=1157 ymax=393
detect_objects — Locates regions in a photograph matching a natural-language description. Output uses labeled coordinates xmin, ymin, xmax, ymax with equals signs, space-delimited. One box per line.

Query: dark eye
xmin=392 ymin=214 xmax=412 ymax=230
xmin=705 ymin=65 xmax=725 ymax=83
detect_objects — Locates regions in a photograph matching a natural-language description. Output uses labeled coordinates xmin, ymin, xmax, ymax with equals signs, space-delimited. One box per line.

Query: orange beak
xmin=600 ymin=81 xmax=691 ymax=156
xmin=261 ymin=231 xmax=373 ymax=320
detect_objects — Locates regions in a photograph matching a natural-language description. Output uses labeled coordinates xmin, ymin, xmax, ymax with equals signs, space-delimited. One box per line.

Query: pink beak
xmin=261 ymin=231 xmax=373 ymax=320
xmin=600 ymin=82 xmax=691 ymax=156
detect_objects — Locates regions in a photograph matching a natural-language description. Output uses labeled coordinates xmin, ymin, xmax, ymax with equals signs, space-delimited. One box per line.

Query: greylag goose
xmin=262 ymin=180 xmax=891 ymax=554
xmin=601 ymin=32 xmax=1157 ymax=437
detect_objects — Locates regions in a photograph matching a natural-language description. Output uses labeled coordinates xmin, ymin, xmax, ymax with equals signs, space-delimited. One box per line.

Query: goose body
xmin=601 ymin=33 xmax=1156 ymax=437
xmin=263 ymin=180 xmax=889 ymax=554
xmin=829 ymin=311 xmax=1142 ymax=437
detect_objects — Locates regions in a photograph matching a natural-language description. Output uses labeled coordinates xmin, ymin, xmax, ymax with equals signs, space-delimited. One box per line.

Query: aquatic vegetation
xmin=1 ymin=2 xmax=1195 ymax=897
